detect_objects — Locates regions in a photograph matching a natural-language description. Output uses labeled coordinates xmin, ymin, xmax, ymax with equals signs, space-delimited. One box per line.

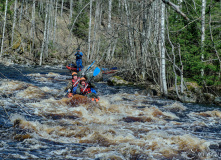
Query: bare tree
xmin=11 ymin=0 xmax=18 ymax=46
xmin=0 ymin=0 xmax=8 ymax=58
xmin=87 ymin=0 xmax=93 ymax=60
xmin=201 ymin=0 xmax=206 ymax=77
xmin=160 ymin=1 xmax=168 ymax=95
xmin=30 ymin=0 xmax=36 ymax=56
xmin=61 ymin=0 xmax=64 ymax=17
xmin=91 ymin=0 xmax=101 ymax=60
xmin=40 ymin=1 xmax=49 ymax=65
xmin=19 ymin=0 xmax=24 ymax=27
xmin=106 ymin=0 xmax=112 ymax=61
xmin=53 ymin=0 xmax=58 ymax=44
xmin=69 ymin=0 xmax=73 ymax=22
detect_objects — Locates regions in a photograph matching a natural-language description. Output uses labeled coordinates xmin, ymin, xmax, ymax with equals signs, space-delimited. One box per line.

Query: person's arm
xmin=80 ymin=52 xmax=83 ymax=56
xmin=76 ymin=85 xmax=81 ymax=94
xmin=88 ymin=82 xmax=95 ymax=88
xmin=76 ymin=84 xmax=81 ymax=94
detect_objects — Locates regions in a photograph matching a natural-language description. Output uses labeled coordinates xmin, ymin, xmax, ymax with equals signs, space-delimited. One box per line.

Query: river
xmin=0 ymin=63 xmax=221 ymax=160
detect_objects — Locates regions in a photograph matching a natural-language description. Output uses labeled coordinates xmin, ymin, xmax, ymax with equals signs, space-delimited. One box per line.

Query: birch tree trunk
xmin=69 ymin=0 xmax=73 ymax=22
xmin=87 ymin=0 xmax=93 ymax=60
xmin=0 ymin=0 xmax=8 ymax=58
xmin=39 ymin=0 xmax=43 ymax=17
xmin=25 ymin=0 xmax=28 ymax=15
xmin=123 ymin=0 xmax=134 ymax=62
xmin=30 ymin=0 xmax=36 ymax=56
xmin=19 ymin=0 xmax=24 ymax=27
xmin=40 ymin=1 xmax=49 ymax=65
xmin=53 ymin=0 xmax=58 ymax=44
xmin=45 ymin=0 xmax=52 ymax=58
xmin=61 ymin=0 xmax=64 ymax=17
xmin=160 ymin=1 xmax=168 ymax=95
xmin=201 ymin=0 xmax=206 ymax=77
xmin=11 ymin=0 xmax=17 ymax=46
xmin=91 ymin=0 xmax=100 ymax=59
xmin=106 ymin=0 xmax=112 ymax=61
xmin=178 ymin=43 xmax=184 ymax=93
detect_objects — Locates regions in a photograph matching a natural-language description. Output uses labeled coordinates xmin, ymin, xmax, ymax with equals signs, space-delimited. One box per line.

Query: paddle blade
xmin=93 ymin=67 xmax=100 ymax=77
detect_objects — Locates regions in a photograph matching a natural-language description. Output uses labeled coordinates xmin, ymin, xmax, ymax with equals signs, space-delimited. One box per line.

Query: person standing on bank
xmin=74 ymin=47 xmax=83 ymax=72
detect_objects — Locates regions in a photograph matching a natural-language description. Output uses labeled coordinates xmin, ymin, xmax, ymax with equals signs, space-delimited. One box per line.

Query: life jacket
xmin=80 ymin=83 xmax=91 ymax=95
xmin=72 ymin=78 xmax=80 ymax=87
xmin=75 ymin=52 xmax=82 ymax=60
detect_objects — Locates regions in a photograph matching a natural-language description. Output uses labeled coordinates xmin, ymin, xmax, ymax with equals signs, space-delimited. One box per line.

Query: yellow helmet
xmin=72 ymin=72 xmax=77 ymax=76
xmin=80 ymin=77 xmax=86 ymax=81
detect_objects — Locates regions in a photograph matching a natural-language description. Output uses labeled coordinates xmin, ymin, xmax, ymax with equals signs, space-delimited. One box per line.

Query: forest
xmin=0 ymin=0 xmax=220 ymax=97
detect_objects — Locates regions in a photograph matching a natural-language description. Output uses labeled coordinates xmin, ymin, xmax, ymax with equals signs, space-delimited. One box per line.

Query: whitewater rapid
xmin=0 ymin=65 xmax=221 ymax=159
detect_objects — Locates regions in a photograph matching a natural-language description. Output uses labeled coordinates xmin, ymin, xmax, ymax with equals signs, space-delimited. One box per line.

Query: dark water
xmin=0 ymin=63 xmax=221 ymax=159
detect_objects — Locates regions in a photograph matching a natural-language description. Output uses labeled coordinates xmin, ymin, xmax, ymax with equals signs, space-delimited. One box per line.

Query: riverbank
xmin=107 ymin=74 xmax=221 ymax=107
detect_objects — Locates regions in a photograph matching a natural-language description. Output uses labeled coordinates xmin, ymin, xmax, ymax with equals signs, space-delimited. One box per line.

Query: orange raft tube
xmin=67 ymin=93 xmax=99 ymax=102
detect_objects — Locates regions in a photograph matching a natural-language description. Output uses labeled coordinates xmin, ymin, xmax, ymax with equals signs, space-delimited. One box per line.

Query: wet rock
xmin=209 ymin=142 xmax=219 ymax=149
xmin=167 ymin=89 xmax=179 ymax=101
xmin=178 ymin=91 xmax=197 ymax=103
xmin=13 ymin=134 xmax=32 ymax=141
xmin=214 ymin=97 xmax=221 ymax=106
xmin=186 ymin=82 xmax=202 ymax=94
xmin=199 ymin=93 xmax=215 ymax=104
xmin=62 ymin=94 xmax=91 ymax=107
xmin=107 ymin=76 xmax=133 ymax=86
xmin=167 ymin=82 xmax=220 ymax=105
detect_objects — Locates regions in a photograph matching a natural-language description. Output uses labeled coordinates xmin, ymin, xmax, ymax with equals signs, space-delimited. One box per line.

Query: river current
xmin=0 ymin=63 xmax=221 ymax=160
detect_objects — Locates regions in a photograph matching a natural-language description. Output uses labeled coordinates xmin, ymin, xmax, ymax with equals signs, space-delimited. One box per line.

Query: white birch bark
xmin=11 ymin=0 xmax=17 ymax=46
xmin=201 ymin=0 xmax=206 ymax=76
xmin=40 ymin=1 xmax=49 ymax=65
xmin=45 ymin=0 xmax=53 ymax=58
xmin=108 ymin=0 xmax=112 ymax=29
xmin=25 ymin=0 xmax=28 ymax=15
xmin=30 ymin=0 xmax=36 ymax=56
xmin=87 ymin=0 xmax=93 ymax=60
xmin=91 ymin=0 xmax=100 ymax=59
xmin=154 ymin=0 xmax=160 ymax=68
xmin=19 ymin=0 xmax=24 ymax=27
xmin=53 ymin=0 xmax=58 ymax=44
xmin=61 ymin=0 xmax=64 ymax=17
xmin=69 ymin=0 xmax=73 ymax=21
xmin=0 ymin=0 xmax=8 ymax=57
xmin=160 ymin=1 xmax=168 ymax=95
xmin=106 ymin=0 xmax=112 ymax=61
xmin=39 ymin=0 xmax=43 ymax=17
xmin=178 ymin=43 xmax=184 ymax=93
xmin=123 ymin=0 xmax=134 ymax=60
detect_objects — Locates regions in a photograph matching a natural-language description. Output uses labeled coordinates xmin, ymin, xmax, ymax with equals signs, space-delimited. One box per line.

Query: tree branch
xmin=162 ymin=0 xmax=189 ymax=21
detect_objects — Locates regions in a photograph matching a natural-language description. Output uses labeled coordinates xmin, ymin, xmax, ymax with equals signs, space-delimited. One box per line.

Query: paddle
xmin=82 ymin=67 xmax=100 ymax=93
xmin=81 ymin=60 xmax=95 ymax=76
xmin=72 ymin=60 xmax=96 ymax=87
